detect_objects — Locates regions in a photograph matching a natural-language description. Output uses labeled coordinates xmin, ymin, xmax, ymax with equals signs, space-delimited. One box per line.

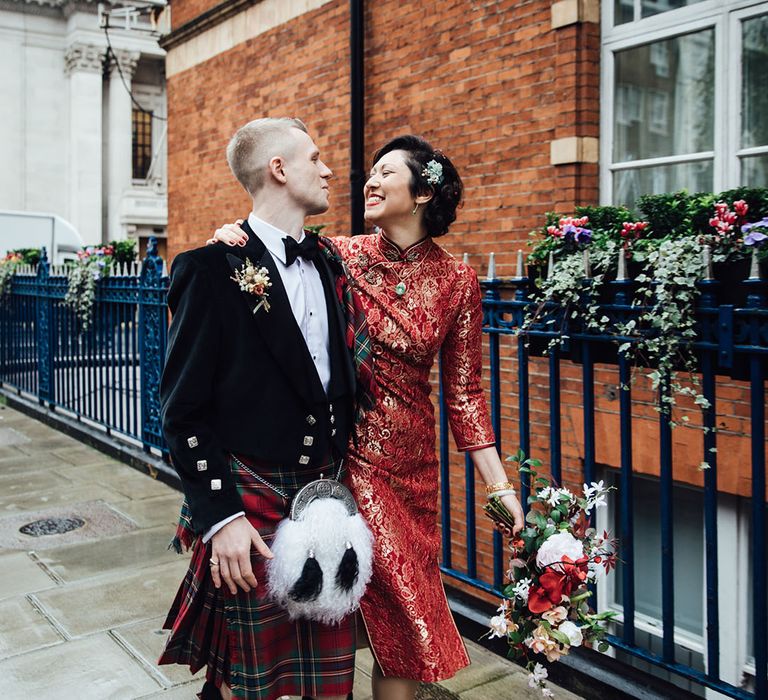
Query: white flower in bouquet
xmin=528 ymin=662 xmax=548 ymax=687
xmin=536 ymin=531 xmax=584 ymax=572
xmin=488 ymin=614 xmax=510 ymax=639
xmin=557 ymin=620 xmax=583 ymax=647
xmin=512 ymin=577 xmax=532 ymax=601
xmin=542 ymin=606 xmax=568 ymax=625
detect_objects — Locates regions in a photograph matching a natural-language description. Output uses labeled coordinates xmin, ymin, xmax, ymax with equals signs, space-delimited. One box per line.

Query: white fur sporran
xmin=266 ymin=477 xmax=374 ymax=624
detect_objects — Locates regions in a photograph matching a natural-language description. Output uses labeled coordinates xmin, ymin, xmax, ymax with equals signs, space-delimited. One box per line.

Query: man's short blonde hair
xmin=226 ymin=117 xmax=308 ymax=196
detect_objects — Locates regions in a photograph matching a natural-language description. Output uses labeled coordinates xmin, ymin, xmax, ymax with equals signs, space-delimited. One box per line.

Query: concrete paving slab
xmin=58 ymin=462 xmax=174 ymax=500
xmin=0 ymin=483 xmax=130 ymax=514
xmin=14 ymin=436 xmax=80 ymax=453
xmin=0 ymin=552 xmax=57 ymax=601
xmin=0 ymin=596 xmax=63 ymax=660
xmin=134 ymin=681 xmax=201 ymax=699
xmin=0 ymin=500 xmax=137 ymax=551
xmin=0 ymin=469 xmax=72 ymax=495
xmin=51 ymin=445 xmax=127 ymax=466
xmin=439 ymin=639 xmax=513 ymax=694
xmin=0 ymin=445 xmax=26 ymax=461
xmin=33 ymin=559 xmax=190 ymax=637
xmin=0 ymin=454 xmax=73 ymax=477
xmin=33 ymin=525 xmax=174 ymax=582
xmin=0 ymin=632 xmax=161 ymax=699
xmin=459 ymin=672 xmax=583 ymax=700
xmin=0 ymin=427 xmax=30 ymax=446
xmin=111 ymin=616 xmax=206 ymax=688
xmin=109 ymin=493 xmax=184 ymax=529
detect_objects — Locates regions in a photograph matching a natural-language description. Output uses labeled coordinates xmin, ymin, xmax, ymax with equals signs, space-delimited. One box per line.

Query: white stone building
xmin=0 ymin=0 xmax=167 ymax=251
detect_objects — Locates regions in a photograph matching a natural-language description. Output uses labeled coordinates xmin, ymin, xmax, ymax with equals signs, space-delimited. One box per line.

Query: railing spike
xmin=748 ymin=247 xmax=762 ymax=280
xmin=617 ymin=248 xmax=628 ymax=281
xmin=486 ymin=252 xmax=496 ymax=281
xmin=515 ymin=249 xmax=524 ymax=278
xmin=583 ymin=249 xmax=592 ymax=278
xmin=462 ymin=252 xmax=470 ymax=266
xmin=161 ymin=260 xmax=168 ymax=277
xmin=546 ymin=251 xmax=555 ymax=279
xmin=702 ymin=245 xmax=713 ymax=281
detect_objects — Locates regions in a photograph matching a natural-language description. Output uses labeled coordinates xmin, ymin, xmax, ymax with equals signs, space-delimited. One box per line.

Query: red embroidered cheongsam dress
xmin=332 ymin=232 xmax=496 ymax=682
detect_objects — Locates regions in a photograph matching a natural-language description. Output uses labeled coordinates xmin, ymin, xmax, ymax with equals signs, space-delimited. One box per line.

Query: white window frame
xmin=594 ymin=473 xmax=755 ymax=693
xmin=600 ymin=0 xmax=768 ymax=205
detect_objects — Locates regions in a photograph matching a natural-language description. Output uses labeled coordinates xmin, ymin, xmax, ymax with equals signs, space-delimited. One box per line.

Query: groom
xmin=158 ymin=118 xmax=358 ymax=700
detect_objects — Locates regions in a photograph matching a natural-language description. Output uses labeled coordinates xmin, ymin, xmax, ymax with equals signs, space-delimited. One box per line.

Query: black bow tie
xmin=283 ymin=234 xmax=320 ymax=266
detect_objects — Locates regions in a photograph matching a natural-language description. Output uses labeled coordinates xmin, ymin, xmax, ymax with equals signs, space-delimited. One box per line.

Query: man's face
xmin=282 ymin=129 xmax=333 ymax=216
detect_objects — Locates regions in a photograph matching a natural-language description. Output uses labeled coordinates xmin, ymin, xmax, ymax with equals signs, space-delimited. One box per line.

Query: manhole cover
xmin=19 ymin=517 xmax=86 ymax=537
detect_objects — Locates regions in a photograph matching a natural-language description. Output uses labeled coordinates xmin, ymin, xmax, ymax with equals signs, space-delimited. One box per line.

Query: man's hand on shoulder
xmin=210 ymin=516 xmax=273 ymax=594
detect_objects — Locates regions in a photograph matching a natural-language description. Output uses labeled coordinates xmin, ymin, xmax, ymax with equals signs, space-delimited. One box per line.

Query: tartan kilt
xmin=158 ymin=454 xmax=356 ymax=700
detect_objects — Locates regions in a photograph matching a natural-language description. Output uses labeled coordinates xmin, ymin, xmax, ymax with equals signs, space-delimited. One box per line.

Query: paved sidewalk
xmin=0 ymin=402 xmax=583 ymax=700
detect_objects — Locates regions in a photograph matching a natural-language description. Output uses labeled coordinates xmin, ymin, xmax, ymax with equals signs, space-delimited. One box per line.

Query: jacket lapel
xmin=227 ymin=220 xmax=326 ymax=405
xmin=315 ymin=252 xmax=355 ymax=400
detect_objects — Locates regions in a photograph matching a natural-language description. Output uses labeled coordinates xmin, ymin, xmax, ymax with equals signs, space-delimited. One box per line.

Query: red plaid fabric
xmin=319 ymin=236 xmax=376 ymax=415
xmin=159 ymin=456 xmax=356 ymax=699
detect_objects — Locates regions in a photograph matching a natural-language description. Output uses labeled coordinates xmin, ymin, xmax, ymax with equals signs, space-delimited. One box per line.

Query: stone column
xmin=107 ymin=50 xmax=140 ymax=241
xmin=65 ymin=42 xmax=105 ymax=246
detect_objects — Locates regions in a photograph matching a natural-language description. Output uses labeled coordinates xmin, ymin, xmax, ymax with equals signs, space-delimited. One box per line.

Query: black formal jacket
xmin=160 ymin=220 xmax=355 ymax=534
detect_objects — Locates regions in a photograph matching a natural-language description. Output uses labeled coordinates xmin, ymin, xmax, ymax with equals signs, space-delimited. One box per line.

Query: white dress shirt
xmin=202 ymin=213 xmax=332 ymax=543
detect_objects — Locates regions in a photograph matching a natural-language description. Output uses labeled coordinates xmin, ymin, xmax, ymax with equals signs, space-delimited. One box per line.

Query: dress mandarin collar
xmin=377 ymin=232 xmax=434 ymax=262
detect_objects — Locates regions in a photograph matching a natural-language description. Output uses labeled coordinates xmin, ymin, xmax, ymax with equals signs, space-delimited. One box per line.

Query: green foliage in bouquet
xmin=484 ymin=451 xmax=618 ymax=696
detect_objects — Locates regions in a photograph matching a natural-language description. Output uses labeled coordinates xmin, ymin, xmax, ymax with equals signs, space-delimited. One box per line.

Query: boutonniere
xmin=231 ymin=257 xmax=272 ymax=313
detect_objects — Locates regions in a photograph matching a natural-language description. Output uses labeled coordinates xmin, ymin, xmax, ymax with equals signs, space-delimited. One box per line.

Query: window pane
xmin=614 ymin=30 xmax=714 ymax=163
xmin=613 ymin=475 xmax=704 ymax=636
xmin=742 ymin=14 xmax=768 ymax=149
xmin=132 ymin=109 xmax=153 ymax=180
xmin=642 ymin=0 xmax=707 ymax=19
xmin=615 ymin=0 xmax=634 ymax=25
xmin=613 ymin=160 xmax=713 ymax=208
xmin=742 ymin=155 xmax=768 ymax=187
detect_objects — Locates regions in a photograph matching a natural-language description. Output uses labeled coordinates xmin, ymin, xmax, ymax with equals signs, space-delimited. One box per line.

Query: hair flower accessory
xmin=422 ymin=159 xmax=444 ymax=186
xmin=231 ymin=257 xmax=272 ymax=313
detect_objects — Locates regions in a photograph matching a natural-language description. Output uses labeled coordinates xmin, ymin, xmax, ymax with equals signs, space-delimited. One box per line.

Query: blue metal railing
xmin=0 ymin=238 xmax=169 ymax=455
xmin=2 ymin=240 xmax=766 ymax=697
xmin=437 ymin=269 xmax=767 ymax=699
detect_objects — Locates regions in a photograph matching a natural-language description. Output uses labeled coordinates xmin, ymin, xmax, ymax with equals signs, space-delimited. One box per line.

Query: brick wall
xmin=166 ymin=0 xmax=351 ymax=261
xmin=166 ymin=0 xmax=599 ymax=269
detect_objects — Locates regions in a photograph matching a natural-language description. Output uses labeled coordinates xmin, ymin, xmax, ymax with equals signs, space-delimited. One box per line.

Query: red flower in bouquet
xmin=483 ymin=451 xmax=619 ymax=697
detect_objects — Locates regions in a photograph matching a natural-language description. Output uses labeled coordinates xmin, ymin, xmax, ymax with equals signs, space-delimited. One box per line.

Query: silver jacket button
xmin=303 ymin=436 xmax=314 ymax=446
xmin=196 ymin=460 xmax=208 ymax=471
xmin=187 ymin=436 xmax=199 ymax=448
xmin=306 ymin=415 xmax=316 ymax=425
xmin=210 ymin=479 xmax=222 ymax=491
xmin=299 ymin=455 xmax=310 ymax=465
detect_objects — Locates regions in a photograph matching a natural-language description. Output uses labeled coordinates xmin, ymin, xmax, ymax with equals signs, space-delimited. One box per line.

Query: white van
xmin=0 ymin=210 xmax=85 ymax=264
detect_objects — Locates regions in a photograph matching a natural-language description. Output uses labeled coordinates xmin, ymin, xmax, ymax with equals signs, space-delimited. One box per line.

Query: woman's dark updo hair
xmin=372 ymin=135 xmax=463 ymax=238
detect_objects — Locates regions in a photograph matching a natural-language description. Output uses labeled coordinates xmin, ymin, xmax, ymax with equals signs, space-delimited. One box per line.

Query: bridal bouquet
xmin=484 ymin=451 xmax=618 ymax=696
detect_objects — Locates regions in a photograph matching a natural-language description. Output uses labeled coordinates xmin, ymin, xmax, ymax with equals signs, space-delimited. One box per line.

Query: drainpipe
xmin=350 ymin=0 xmax=365 ymax=235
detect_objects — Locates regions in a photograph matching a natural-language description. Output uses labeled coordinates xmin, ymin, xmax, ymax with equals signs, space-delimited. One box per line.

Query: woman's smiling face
xmin=363 ymin=149 xmax=418 ymax=228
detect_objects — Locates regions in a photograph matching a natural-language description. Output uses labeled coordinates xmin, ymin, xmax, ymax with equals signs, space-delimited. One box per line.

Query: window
xmin=602 ymin=1 xmax=768 ymax=206
xmin=609 ymin=473 xmax=705 ymax=636
xmin=132 ymin=109 xmax=153 ymax=180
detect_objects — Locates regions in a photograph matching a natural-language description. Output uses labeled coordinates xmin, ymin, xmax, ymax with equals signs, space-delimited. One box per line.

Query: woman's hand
xmin=207 ymin=219 xmax=249 ymax=247
xmin=499 ymin=492 xmax=525 ymax=535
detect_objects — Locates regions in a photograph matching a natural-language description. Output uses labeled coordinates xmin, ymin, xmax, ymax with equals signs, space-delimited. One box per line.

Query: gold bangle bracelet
xmin=485 ymin=480 xmax=516 ymax=495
